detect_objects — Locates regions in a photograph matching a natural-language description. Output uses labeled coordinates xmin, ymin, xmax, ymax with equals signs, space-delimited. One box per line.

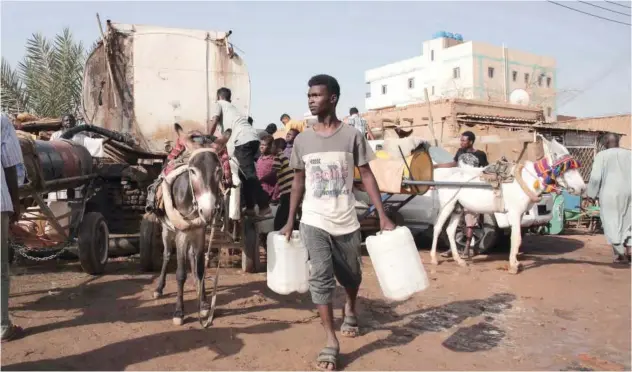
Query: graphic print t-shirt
xmin=454 ymin=148 xmax=489 ymax=168
xmin=290 ymin=124 xmax=375 ymax=236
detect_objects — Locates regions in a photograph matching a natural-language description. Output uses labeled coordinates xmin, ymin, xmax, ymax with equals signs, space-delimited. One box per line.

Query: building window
xmin=431 ymin=86 xmax=435 ymax=95
xmin=431 ymin=50 xmax=434 ymax=61
xmin=366 ymin=92 xmax=371 ymax=98
xmin=408 ymin=77 xmax=415 ymax=89
xmin=538 ymin=74 xmax=544 ymax=86
xmin=453 ymin=67 xmax=460 ymax=79
xmin=488 ymin=67 xmax=495 ymax=78
xmin=524 ymin=73 xmax=530 ymax=84
xmin=546 ymin=107 xmax=552 ymax=117
xmin=546 ymin=76 xmax=552 ymax=88
xmin=381 ymin=85 xmax=387 ymax=95
xmin=512 ymin=71 xmax=517 ymax=82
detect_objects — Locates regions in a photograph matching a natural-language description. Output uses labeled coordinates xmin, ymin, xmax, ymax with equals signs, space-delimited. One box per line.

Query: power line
xmin=547 ymin=1 xmax=632 ymax=25
xmin=604 ymin=0 xmax=632 ymax=9
xmin=577 ymin=0 xmax=631 ymax=16
xmin=557 ymin=50 xmax=630 ymax=109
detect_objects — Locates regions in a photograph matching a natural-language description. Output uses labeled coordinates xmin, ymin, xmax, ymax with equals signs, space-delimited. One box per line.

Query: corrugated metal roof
xmin=534 ymin=114 xmax=630 ymax=135
xmin=456 ymin=114 xmax=539 ymax=123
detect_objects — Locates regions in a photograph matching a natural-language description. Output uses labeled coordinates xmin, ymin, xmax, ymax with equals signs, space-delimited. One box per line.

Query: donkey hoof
xmin=508 ymin=263 xmax=522 ymax=274
xmin=152 ymin=291 xmax=162 ymax=299
xmin=173 ymin=317 xmax=184 ymax=326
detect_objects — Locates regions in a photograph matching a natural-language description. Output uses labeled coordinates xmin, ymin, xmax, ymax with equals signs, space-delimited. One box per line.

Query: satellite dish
xmin=509 ymin=89 xmax=530 ymax=106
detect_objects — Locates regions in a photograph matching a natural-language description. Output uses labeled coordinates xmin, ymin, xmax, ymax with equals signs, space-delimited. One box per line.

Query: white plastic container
xmin=365 ymin=226 xmax=429 ymax=301
xmin=266 ymin=231 xmax=310 ymax=295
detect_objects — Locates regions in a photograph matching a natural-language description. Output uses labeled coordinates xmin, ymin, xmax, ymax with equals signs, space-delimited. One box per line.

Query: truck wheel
xmin=78 ymin=212 xmax=109 ymax=275
xmin=140 ymin=213 xmax=164 ymax=272
xmin=242 ymin=216 xmax=259 ymax=273
xmin=388 ymin=211 xmax=405 ymax=227
xmin=8 ymin=243 xmax=14 ymax=265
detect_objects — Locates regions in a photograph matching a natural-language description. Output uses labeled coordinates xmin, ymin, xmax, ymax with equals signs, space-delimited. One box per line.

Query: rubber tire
xmin=8 ymin=243 xmax=14 ymax=265
xmin=140 ymin=213 xmax=164 ymax=272
xmin=388 ymin=211 xmax=405 ymax=227
xmin=78 ymin=212 xmax=109 ymax=275
xmin=242 ymin=216 xmax=259 ymax=273
xmin=492 ymin=229 xmax=526 ymax=253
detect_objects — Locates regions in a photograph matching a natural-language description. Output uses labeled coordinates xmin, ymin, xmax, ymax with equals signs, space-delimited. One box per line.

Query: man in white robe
xmin=586 ymin=133 xmax=631 ymax=263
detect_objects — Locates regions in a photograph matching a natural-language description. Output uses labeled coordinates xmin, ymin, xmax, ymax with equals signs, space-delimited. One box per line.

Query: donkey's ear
xmin=174 ymin=123 xmax=184 ymax=137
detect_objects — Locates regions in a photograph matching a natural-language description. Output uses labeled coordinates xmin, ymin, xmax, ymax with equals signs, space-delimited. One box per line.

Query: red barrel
xmin=34 ymin=139 xmax=93 ymax=181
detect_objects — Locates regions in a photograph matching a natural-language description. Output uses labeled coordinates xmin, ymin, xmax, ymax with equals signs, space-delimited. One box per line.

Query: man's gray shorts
xmin=299 ymin=223 xmax=362 ymax=305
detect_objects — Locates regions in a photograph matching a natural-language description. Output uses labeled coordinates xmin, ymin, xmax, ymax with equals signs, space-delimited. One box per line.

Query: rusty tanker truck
xmin=15 ymin=20 xmax=252 ymax=273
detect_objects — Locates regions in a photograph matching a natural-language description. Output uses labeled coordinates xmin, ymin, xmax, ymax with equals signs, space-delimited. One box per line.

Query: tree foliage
xmin=1 ymin=28 xmax=92 ymax=118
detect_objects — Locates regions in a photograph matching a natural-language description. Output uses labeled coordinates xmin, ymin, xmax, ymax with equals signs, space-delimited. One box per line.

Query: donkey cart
xmin=9 ymin=136 xmax=109 ymax=275
xmin=139 ymin=162 xmax=264 ymax=275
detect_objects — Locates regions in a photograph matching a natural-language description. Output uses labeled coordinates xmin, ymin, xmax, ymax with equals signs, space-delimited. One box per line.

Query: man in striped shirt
xmin=2 ymin=113 xmax=25 ymax=341
xmin=273 ymin=138 xmax=295 ymax=231
xmin=347 ymin=107 xmax=374 ymax=140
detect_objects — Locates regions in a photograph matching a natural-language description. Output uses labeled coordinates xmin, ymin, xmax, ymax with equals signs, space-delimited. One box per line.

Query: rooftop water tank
xmin=445 ymin=32 xmax=454 ymax=39
xmin=454 ymin=33 xmax=463 ymax=41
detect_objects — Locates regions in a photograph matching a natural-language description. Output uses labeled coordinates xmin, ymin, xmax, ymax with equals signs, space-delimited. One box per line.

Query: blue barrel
xmin=454 ymin=33 xmax=463 ymax=41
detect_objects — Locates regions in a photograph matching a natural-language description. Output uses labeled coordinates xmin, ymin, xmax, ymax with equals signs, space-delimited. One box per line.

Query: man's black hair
xmin=462 ymin=131 xmax=476 ymax=144
xmin=349 ymin=107 xmax=359 ymax=115
xmin=308 ymin=74 xmax=341 ymax=98
xmin=248 ymin=116 xmax=253 ymax=125
xmin=280 ymin=113 xmax=290 ymax=121
xmin=265 ymin=123 xmax=277 ymax=135
xmin=273 ymin=137 xmax=287 ymax=151
xmin=217 ymin=87 xmax=232 ymax=101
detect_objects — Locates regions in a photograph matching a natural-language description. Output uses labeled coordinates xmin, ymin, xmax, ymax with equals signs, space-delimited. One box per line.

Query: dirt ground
xmin=1 ymin=232 xmax=630 ymax=371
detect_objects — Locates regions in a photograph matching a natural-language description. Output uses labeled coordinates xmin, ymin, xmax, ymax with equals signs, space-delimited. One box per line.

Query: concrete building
xmin=365 ymin=32 xmax=557 ymax=122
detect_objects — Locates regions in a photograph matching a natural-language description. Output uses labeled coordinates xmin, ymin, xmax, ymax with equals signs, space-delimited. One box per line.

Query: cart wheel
xmin=78 ymin=212 xmax=109 ymax=275
xmin=387 ymin=211 xmax=405 ymax=227
xmin=242 ymin=216 xmax=259 ymax=273
xmin=8 ymin=243 xmax=15 ymax=265
xmin=140 ymin=213 xmax=164 ymax=272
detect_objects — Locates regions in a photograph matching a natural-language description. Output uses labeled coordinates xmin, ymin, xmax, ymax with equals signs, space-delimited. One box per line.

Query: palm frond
xmin=1 ymin=57 xmax=29 ymax=114
xmin=12 ymin=28 xmax=88 ymax=118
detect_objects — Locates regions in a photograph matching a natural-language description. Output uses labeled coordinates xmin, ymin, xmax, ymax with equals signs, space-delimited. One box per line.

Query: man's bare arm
xmin=207 ymin=116 xmax=220 ymax=136
xmin=285 ymin=170 xmax=305 ymax=228
xmin=434 ymin=161 xmax=457 ymax=169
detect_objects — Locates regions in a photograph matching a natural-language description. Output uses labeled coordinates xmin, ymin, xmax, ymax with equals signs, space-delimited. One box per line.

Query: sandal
xmin=340 ymin=315 xmax=360 ymax=338
xmin=316 ymin=346 xmax=339 ymax=371
xmin=1 ymin=325 xmax=24 ymax=342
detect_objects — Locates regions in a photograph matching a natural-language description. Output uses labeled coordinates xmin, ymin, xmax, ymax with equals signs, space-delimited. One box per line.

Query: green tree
xmin=1 ymin=28 xmax=91 ymax=118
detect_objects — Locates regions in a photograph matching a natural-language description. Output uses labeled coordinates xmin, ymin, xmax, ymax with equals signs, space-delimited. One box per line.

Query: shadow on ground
xmin=1 ymin=322 xmax=289 ymax=371
xmin=340 ymin=292 xmax=516 ymax=368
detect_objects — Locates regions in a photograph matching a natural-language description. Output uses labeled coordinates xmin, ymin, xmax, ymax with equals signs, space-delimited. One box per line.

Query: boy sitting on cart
xmin=146 ymin=129 xmax=232 ymax=214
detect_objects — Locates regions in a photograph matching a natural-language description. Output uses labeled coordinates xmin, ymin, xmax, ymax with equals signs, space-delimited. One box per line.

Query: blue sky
xmin=2 ymin=1 xmax=631 ymax=129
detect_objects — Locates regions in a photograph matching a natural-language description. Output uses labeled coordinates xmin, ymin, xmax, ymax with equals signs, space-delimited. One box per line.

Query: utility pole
xmin=424 ymin=88 xmax=438 ymax=147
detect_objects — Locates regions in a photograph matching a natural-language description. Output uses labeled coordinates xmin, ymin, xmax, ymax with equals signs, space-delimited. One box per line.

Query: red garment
xmin=256 ymin=154 xmax=277 ymax=200
xmin=168 ymin=138 xmax=186 ymax=161
xmin=163 ymin=138 xmax=232 ymax=186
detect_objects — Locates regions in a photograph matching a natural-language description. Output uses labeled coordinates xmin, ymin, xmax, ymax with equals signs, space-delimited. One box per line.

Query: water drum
xmin=353 ymin=148 xmax=434 ymax=195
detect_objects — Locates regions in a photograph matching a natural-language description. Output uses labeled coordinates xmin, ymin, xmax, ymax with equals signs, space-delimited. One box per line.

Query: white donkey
xmin=430 ymin=136 xmax=586 ymax=274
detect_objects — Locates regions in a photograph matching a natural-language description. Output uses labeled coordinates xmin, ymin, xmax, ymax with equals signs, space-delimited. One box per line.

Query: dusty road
xmin=1 ymin=232 xmax=630 ymax=371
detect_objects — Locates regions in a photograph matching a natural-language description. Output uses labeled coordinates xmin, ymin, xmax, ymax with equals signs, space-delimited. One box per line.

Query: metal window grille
xmin=567 ymin=146 xmax=596 ymax=182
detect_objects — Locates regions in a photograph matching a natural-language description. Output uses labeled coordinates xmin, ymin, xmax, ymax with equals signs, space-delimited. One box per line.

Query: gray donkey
xmin=151 ymin=123 xmax=225 ymax=327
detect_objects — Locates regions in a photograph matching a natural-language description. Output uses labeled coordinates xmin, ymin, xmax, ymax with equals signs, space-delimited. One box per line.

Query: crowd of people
xmin=3 ymin=74 xmax=629 ymax=372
